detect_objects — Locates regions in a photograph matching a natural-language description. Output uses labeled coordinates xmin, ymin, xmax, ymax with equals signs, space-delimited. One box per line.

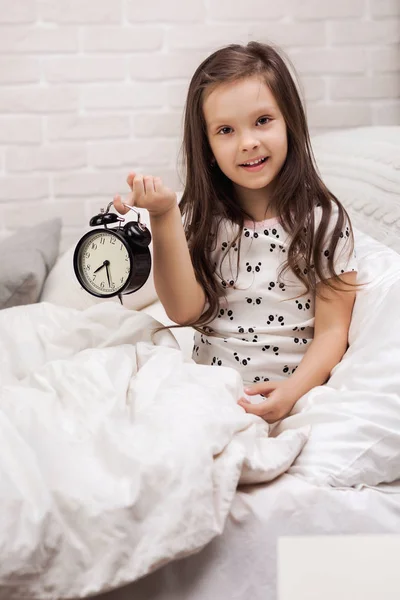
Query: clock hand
xmin=105 ymin=263 xmax=111 ymax=287
xmin=94 ymin=263 xmax=106 ymax=274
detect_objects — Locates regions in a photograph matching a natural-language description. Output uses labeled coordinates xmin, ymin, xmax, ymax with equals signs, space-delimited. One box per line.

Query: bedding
xmin=99 ymin=474 xmax=400 ymax=600
xmin=0 ymin=302 xmax=307 ymax=600
xmin=2 ymin=226 xmax=400 ymax=599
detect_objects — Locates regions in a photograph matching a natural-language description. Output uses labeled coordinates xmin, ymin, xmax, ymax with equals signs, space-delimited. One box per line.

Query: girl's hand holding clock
xmin=113 ymin=172 xmax=177 ymax=218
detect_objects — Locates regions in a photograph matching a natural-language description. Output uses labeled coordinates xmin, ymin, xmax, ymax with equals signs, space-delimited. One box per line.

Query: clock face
xmin=76 ymin=230 xmax=131 ymax=296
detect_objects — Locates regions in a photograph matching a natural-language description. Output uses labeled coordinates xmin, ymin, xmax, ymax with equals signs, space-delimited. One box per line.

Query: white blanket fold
xmin=0 ymin=302 xmax=308 ymax=600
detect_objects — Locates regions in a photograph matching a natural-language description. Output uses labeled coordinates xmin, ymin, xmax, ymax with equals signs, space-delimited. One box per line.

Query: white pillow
xmin=274 ymin=228 xmax=400 ymax=489
xmin=312 ymin=126 xmax=400 ymax=253
xmin=40 ymin=208 xmax=158 ymax=312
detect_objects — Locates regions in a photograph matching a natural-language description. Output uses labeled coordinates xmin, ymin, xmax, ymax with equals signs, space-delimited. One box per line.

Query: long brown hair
xmin=179 ymin=41 xmax=356 ymax=330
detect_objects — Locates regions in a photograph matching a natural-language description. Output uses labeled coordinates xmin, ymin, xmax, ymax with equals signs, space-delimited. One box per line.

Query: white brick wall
xmin=0 ymin=0 xmax=398 ymax=250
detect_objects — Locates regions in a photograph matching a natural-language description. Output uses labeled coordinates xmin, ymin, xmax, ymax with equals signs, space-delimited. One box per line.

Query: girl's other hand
xmin=113 ymin=172 xmax=177 ymax=218
xmin=237 ymin=380 xmax=298 ymax=424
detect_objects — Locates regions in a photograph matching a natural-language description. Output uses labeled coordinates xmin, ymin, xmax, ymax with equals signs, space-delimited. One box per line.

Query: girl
xmin=114 ymin=41 xmax=358 ymax=424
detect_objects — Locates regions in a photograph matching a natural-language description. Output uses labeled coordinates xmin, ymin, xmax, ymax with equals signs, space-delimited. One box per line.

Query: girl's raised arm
xmin=114 ymin=173 xmax=206 ymax=325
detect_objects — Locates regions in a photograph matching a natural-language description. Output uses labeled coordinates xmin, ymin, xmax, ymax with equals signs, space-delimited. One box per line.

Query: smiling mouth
xmin=239 ymin=156 xmax=268 ymax=167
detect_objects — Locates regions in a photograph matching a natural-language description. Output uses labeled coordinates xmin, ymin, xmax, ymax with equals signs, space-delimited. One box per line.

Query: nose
xmin=240 ymin=134 xmax=260 ymax=153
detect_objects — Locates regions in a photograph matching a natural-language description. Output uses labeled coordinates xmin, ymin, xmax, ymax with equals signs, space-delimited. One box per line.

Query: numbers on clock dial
xmin=79 ymin=231 xmax=131 ymax=295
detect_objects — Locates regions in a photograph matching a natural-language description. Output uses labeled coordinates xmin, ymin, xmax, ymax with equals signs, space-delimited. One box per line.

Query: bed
xmin=96 ymin=475 xmax=400 ymax=600
xmin=1 ymin=126 xmax=399 ymax=600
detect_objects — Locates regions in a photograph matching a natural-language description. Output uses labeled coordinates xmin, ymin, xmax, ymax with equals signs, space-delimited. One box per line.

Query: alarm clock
xmin=73 ymin=201 xmax=152 ymax=302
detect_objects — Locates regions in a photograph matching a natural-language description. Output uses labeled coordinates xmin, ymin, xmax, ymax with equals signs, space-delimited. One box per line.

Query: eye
xmin=256 ymin=116 xmax=270 ymax=126
xmin=217 ymin=126 xmax=233 ymax=135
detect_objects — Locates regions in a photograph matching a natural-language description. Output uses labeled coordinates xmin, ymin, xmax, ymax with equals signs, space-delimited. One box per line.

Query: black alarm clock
xmin=73 ymin=201 xmax=152 ymax=302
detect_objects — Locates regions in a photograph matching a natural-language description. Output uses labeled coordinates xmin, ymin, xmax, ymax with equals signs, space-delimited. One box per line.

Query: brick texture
xmin=0 ymin=0 xmax=398 ymax=244
xmin=39 ymin=0 xmax=122 ymax=24
xmin=125 ymin=0 xmax=205 ymax=22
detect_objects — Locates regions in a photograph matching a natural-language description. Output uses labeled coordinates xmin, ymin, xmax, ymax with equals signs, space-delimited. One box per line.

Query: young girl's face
xmin=203 ymin=75 xmax=288 ymax=201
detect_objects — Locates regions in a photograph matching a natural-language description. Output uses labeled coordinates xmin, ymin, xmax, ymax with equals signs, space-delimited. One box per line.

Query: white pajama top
xmin=192 ymin=204 xmax=357 ymax=386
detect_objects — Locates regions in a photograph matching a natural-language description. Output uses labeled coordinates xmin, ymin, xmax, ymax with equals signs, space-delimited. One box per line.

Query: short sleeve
xmin=313 ymin=203 xmax=357 ymax=283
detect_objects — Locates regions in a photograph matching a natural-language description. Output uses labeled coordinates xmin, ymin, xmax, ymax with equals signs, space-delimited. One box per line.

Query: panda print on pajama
xmin=267 ymin=280 xmax=286 ymax=292
xmin=246 ymin=260 xmax=262 ymax=274
xmin=234 ymin=352 xmax=251 ymax=366
xmin=244 ymin=227 xmax=260 ymax=239
xmin=283 ymin=365 xmax=298 ymax=375
xmin=295 ymin=298 xmax=311 ymax=311
xmin=260 ymin=227 xmax=284 ymax=254
xmin=220 ymin=240 xmax=239 ymax=253
xmin=266 ymin=314 xmax=285 ymax=326
xmin=245 ymin=296 xmax=262 ymax=306
xmin=293 ymin=337 xmax=308 ymax=346
xmin=262 ymin=344 xmax=280 ymax=356
xmin=221 ymin=279 xmax=235 ymax=288
xmin=237 ymin=326 xmax=258 ymax=342
xmin=218 ymin=308 xmax=234 ymax=320
xmin=243 ymin=260 xmax=263 ymax=287
xmin=211 ymin=356 xmax=223 ymax=366
xmin=237 ymin=325 xmax=256 ymax=334
xmin=200 ymin=333 xmax=212 ymax=346
xmin=263 ymin=227 xmax=280 ymax=240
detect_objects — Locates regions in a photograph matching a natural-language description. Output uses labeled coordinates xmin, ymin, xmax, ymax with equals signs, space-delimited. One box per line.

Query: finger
xmin=126 ymin=172 xmax=136 ymax=190
xmin=237 ymin=401 xmax=250 ymax=412
xmin=238 ymin=397 xmax=251 ymax=404
xmin=239 ymin=399 xmax=273 ymax=417
xmin=133 ymin=174 xmax=145 ymax=199
xmin=239 ymin=400 xmax=277 ymax=423
xmin=153 ymin=176 xmax=163 ymax=193
xmin=244 ymin=382 xmax=276 ymax=396
xmin=113 ymin=194 xmax=129 ymax=215
xmin=143 ymin=175 xmax=155 ymax=195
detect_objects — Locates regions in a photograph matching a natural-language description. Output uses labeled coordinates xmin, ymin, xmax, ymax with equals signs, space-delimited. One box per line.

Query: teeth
xmin=243 ymin=157 xmax=265 ymax=166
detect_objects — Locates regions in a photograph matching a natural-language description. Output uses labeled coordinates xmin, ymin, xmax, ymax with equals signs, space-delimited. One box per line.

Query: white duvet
xmin=0 ymin=302 xmax=308 ymax=600
xmin=1 ymin=229 xmax=399 ymax=600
